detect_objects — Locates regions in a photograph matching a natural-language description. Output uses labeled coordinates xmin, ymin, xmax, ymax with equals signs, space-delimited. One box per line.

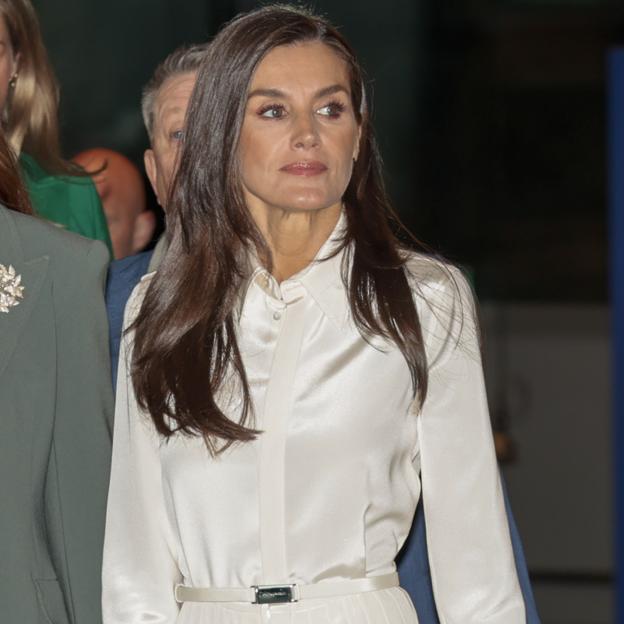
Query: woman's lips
xmin=279 ymin=161 xmax=327 ymax=176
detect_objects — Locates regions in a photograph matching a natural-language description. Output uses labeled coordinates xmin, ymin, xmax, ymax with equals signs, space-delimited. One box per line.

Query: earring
xmin=8 ymin=73 xmax=18 ymax=89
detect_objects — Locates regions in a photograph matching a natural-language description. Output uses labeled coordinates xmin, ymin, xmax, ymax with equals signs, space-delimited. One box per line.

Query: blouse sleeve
xmin=102 ymin=279 xmax=182 ymax=623
xmin=415 ymin=265 xmax=525 ymax=623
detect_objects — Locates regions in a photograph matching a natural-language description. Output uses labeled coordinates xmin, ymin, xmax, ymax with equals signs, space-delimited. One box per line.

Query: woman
xmin=0 ymin=129 xmax=113 ymax=622
xmin=103 ymin=6 xmax=525 ymax=623
xmin=0 ymin=0 xmax=112 ymax=254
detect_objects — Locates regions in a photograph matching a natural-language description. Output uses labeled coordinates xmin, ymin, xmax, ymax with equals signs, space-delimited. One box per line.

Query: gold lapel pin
xmin=0 ymin=264 xmax=24 ymax=313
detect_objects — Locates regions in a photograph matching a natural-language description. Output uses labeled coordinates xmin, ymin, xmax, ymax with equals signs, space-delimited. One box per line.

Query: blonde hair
xmin=1 ymin=0 xmax=78 ymax=175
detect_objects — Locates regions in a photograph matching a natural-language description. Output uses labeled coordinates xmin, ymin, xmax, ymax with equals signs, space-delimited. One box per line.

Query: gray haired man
xmin=142 ymin=44 xmax=208 ymax=213
xmin=106 ymin=43 xmax=208 ymax=384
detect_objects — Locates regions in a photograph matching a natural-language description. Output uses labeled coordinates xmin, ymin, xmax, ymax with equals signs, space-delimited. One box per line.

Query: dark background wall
xmin=32 ymin=0 xmax=624 ymax=301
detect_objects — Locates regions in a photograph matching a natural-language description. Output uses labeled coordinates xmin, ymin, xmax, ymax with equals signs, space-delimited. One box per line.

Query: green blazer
xmin=0 ymin=206 xmax=113 ymax=624
xmin=19 ymin=153 xmax=113 ymax=257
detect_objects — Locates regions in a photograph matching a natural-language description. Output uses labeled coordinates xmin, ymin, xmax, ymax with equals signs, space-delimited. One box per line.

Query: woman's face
xmin=238 ymin=41 xmax=361 ymax=217
xmin=0 ymin=16 xmax=17 ymax=112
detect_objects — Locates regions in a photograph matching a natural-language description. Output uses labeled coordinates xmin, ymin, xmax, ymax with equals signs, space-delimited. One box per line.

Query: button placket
xmin=258 ymin=291 xmax=306 ymax=586
xmin=266 ymin=298 xmax=286 ymax=321
xmin=260 ymin=272 xmax=288 ymax=322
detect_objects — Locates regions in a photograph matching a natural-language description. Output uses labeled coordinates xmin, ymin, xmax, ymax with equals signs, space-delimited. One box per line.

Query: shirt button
xmin=273 ymin=311 xmax=282 ymax=321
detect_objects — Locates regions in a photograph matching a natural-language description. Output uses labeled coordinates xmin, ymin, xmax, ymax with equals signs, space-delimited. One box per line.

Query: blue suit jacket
xmin=105 ymin=250 xmax=152 ymax=389
xmin=105 ymin=251 xmax=539 ymax=623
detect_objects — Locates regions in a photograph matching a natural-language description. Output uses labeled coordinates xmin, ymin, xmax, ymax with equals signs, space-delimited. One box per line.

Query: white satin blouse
xmin=102 ymin=217 xmax=525 ymax=624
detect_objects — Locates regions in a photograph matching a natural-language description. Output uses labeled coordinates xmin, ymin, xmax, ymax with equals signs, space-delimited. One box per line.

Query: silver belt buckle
xmin=252 ymin=584 xmax=297 ymax=604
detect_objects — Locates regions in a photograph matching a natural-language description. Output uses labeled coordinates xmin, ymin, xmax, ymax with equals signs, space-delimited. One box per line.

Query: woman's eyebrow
xmin=315 ymin=84 xmax=349 ymax=98
xmin=247 ymin=84 xmax=349 ymax=100
xmin=247 ymin=88 xmax=284 ymax=100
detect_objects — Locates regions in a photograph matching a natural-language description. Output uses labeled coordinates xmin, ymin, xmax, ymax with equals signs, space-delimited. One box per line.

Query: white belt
xmin=175 ymin=572 xmax=399 ymax=604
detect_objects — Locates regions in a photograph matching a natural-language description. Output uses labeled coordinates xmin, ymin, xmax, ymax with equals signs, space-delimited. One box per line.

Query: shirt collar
xmin=242 ymin=211 xmax=350 ymax=329
xmin=294 ymin=212 xmax=349 ymax=328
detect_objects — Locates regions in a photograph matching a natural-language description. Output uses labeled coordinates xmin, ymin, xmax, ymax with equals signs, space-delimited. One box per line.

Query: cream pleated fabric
xmin=102 ymin=215 xmax=525 ymax=624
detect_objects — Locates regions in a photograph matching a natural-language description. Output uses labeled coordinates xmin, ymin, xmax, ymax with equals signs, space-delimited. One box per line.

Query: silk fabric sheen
xmin=102 ymin=215 xmax=525 ymax=623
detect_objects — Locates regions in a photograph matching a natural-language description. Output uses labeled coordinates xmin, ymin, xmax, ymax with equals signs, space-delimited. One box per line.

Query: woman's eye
xmin=169 ymin=129 xmax=184 ymax=141
xmin=316 ymin=101 xmax=346 ymax=118
xmin=259 ymin=104 xmax=286 ymax=119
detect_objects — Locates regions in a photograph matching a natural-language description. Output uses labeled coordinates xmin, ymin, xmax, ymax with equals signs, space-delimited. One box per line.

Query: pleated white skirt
xmin=177 ymin=587 xmax=419 ymax=624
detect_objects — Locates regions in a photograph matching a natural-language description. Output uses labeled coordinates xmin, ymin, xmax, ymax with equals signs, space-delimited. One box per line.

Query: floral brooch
xmin=0 ymin=264 xmax=24 ymax=313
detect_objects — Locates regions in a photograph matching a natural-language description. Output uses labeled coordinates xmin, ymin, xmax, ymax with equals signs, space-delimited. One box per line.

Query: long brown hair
xmin=0 ymin=0 xmax=82 ymax=175
xmin=132 ymin=5 xmax=428 ymax=452
xmin=0 ymin=129 xmax=31 ymax=213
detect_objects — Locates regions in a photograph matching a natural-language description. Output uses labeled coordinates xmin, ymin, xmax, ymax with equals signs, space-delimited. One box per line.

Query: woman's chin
xmin=278 ymin=192 xmax=339 ymax=214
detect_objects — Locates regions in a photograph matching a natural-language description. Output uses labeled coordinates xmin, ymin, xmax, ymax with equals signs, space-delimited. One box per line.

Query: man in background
xmin=105 ymin=43 xmax=205 ymax=386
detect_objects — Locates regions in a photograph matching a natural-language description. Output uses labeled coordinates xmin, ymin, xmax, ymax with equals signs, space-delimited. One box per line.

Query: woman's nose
xmin=291 ymin=114 xmax=320 ymax=150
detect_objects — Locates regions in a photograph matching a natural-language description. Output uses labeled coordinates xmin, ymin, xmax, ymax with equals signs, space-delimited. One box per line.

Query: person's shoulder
xmin=136 ymin=269 xmax=156 ymax=297
xmin=403 ymin=251 xmax=479 ymax=365
xmin=106 ymin=251 xmax=153 ymax=311
xmin=403 ymin=251 xmax=470 ymax=305
xmin=8 ymin=209 xmax=109 ymax=275
xmin=20 ymin=152 xmax=94 ymax=191
xmin=123 ymin=270 xmax=156 ymax=325
xmin=108 ymin=250 xmax=153 ymax=282
xmin=18 ymin=152 xmax=47 ymax=183
xmin=9 ymin=208 xmax=100 ymax=256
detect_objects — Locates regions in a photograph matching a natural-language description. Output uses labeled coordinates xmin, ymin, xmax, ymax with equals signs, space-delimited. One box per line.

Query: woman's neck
xmin=251 ymin=203 xmax=341 ymax=283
